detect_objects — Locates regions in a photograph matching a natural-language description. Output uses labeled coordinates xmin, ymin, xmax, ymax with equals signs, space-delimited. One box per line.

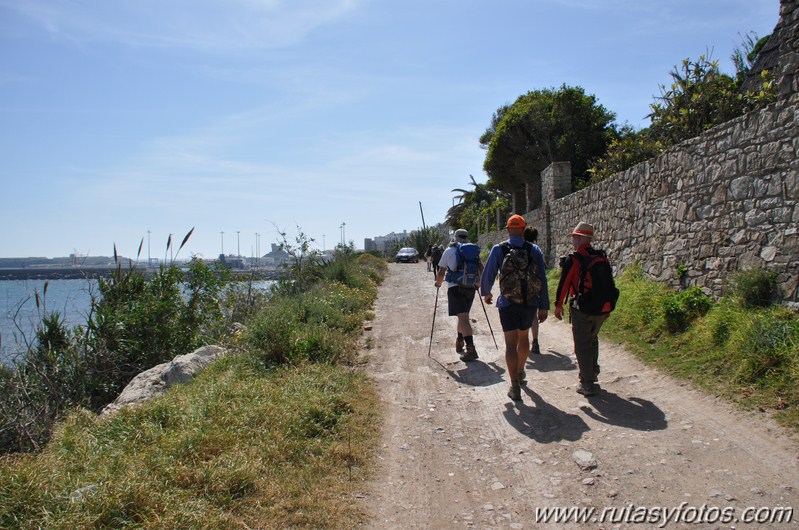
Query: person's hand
xmin=538 ymin=309 xmax=548 ymax=323
xmin=484 ymin=293 xmax=493 ymax=305
xmin=554 ymin=305 xmax=563 ymax=320
xmin=434 ymin=280 xmax=441 ymax=288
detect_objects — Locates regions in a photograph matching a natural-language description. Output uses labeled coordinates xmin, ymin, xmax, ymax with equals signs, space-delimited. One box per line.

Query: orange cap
xmin=506 ymin=214 xmax=526 ymax=229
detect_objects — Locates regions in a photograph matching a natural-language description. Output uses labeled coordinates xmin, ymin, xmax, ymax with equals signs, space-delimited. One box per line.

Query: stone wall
xmin=478 ymin=0 xmax=799 ymax=302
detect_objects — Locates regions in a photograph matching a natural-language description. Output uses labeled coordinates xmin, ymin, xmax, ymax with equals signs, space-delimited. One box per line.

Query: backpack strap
xmin=576 ymin=249 xmax=607 ymax=296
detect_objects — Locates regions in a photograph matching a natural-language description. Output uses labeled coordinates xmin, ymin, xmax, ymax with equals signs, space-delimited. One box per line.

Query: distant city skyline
xmin=0 ymin=1 xmax=779 ymax=258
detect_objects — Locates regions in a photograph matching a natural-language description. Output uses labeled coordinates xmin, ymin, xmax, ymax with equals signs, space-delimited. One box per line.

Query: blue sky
xmin=0 ymin=0 xmax=779 ymax=259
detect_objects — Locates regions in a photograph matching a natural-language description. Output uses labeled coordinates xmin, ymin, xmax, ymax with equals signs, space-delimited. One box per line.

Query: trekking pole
xmin=478 ymin=291 xmax=499 ymax=350
xmin=428 ymin=286 xmax=440 ymax=357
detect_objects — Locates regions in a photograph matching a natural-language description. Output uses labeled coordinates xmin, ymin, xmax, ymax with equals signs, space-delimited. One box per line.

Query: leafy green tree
xmin=407 ymin=226 xmax=448 ymax=253
xmin=483 ymin=85 xmax=616 ymax=200
xmin=648 ymin=55 xmax=747 ymax=144
xmin=648 ymin=51 xmax=776 ymax=146
xmin=446 ymin=174 xmax=497 ymax=231
xmin=587 ymin=126 xmax=665 ymax=184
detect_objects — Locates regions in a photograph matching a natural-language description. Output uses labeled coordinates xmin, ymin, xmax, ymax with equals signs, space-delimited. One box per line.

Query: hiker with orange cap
xmin=480 ymin=214 xmax=549 ymax=402
xmin=554 ymin=221 xmax=619 ymax=397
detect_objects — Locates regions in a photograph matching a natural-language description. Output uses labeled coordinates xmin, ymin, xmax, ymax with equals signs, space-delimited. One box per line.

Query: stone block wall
xmin=478 ymin=0 xmax=799 ymax=301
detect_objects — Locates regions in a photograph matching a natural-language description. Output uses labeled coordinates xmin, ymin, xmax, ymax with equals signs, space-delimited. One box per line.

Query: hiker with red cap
xmin=554 ymin=221 xmax=620 ymax=396
xmin=480 ymin=214 xmax=549 ymax=402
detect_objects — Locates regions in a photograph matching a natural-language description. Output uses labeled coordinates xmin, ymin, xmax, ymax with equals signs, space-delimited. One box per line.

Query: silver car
xmin=395 ymin=247 xmax=419 ymax=263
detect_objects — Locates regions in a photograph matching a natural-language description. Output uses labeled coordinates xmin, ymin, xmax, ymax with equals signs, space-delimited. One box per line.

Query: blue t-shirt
xmin=480 ymin=235 xmax=550 ymax=310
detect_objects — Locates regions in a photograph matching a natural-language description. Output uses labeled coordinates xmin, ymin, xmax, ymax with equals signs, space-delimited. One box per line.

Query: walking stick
xmin=428 ymin=286 xmax=440 ymax=357
xmin=478 ymin=292 xmax=499 ymax=350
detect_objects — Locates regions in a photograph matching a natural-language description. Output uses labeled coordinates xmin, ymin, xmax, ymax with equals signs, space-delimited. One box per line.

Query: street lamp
xmin=220 ymin=231 xmax=225 ymax=256
xmin=236 ymin=230 xmax=240 ymax=257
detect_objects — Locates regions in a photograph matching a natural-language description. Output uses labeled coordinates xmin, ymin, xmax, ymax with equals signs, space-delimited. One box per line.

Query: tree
xmin=483 ymin=85 xmax=616 ymax=202
xmin=445 ymin=175 xmax=499 ymax=234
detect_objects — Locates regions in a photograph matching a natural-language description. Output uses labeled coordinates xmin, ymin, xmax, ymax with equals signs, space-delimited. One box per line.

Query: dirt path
xmin=358 ymin=263 xmax=798 ymax=529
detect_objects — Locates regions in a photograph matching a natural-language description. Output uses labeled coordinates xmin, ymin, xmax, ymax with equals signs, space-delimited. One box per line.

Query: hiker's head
xmin=506 ymin=214 xmax=526 ymax=236
xmin=524 ymin=226 xmax=538 ymax=243
xmin=570 ymin=221 xmax=594 ymax=249
xmin=454 ymin=229 xmax=469 ymax=243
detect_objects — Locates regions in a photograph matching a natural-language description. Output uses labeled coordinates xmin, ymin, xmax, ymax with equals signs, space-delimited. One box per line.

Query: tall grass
xmin=594 ymin=264 xmax=799 ymax=429
xmin=0 ymin=254 xmax=230 ymax=453
xmin=0 ymin=245 xmax=388 ymax=528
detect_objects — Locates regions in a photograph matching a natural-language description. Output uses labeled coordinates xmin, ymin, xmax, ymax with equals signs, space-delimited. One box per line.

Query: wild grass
xmin=585 ymin=264 xmax=799 ymax=430
xmin=0 ymin=359 xmax=381 ymax=529
xmin=0 ymin=242 xmax=388 ymax=528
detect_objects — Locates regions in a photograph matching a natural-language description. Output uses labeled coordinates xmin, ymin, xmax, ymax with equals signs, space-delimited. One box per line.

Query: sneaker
xmin=518 ymin=369 xmax=527 ymax=386
xmin=460 ymin=344 xmax=478 ymax=362
xmin=576 ymin=383 xmax=599 ymax=397
xmin=455 ymin=336 xmax=465 ymax=353
xmin=507 ymin=384 xmax=522 ymax=401
xmin=531 ymin=339 xmax=541 ymax=355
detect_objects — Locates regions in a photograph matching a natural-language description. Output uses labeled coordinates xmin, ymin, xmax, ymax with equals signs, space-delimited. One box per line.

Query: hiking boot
xmin=531 ymin=339 xmax=541 ymax=355
xmin=576 ymin=383 xmax=599 ymax=397
xmin=507 ymin=383 xmax=522 ymax=401
xmin=460 ymin=344 xmax=478 ymax=362
xmin=455 ymin=336 xmax=465 ymax=353
xmin=518 ymin=369 xmax=527 ymax=386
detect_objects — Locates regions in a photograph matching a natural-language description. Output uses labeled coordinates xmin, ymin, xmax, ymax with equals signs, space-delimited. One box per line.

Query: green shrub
xmin=729 ymin=307 xmax=799 ymax=384
xmin=727 ymin=268 xmax=778 ymax=308
xmin=660 ymin=286 xmax=713 ymax=333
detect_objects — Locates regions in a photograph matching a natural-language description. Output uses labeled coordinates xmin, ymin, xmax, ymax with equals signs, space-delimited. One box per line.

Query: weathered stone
xmin=572 ymin=450 xmax=597 ymax=471
xmin=101 ymin=345 xmax=227 ymax=416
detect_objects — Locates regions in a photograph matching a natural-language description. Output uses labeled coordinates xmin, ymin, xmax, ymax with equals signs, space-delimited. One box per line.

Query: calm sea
xmin=0 ymin=278 xmax=273 ymax=364
xmin=0 ymin=279 xmax=97 ymax=363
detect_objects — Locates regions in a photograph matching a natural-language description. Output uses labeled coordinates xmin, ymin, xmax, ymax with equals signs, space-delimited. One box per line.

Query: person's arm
xmin=554 ymin=256 xmax=578 ymax=320
xmin=479 ymin=245 xmax=501 ymax=303
xmin=533 ymin=247 xmax=550 ymax=311
xmin=434 ymin=247 xmax=454 ymax=288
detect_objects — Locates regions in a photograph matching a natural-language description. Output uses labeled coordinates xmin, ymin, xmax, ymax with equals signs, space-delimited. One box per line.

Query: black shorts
xmin=499 ymin=303 xmax=536 ymax=332
xmin=447 ymin=286 xmax=477 ymax=316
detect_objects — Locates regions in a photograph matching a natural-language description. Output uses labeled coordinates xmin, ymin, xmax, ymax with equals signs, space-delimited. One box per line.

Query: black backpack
xmin=573 ymin=249 xmax=620 ymax=315
xmin=498 ymin=242 xmax=542 ymax=305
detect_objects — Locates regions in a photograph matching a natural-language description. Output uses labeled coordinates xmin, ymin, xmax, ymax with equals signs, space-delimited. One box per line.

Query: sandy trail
xmin=359 ymin=263 xmax=798 ymax=529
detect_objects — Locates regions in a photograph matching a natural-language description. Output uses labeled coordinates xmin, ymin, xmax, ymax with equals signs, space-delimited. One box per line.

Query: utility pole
xmin=255 ymin=232 xmax=260 ymax=270
xmin=147 ymin=230 xmax=151 ymax=266
xmin=340 ymin=222 xmax=346 ymax=246
xmin=419 ymin=201 xmax=426 ymax=230
xmin=236 ymin=230 xmax=240 ymax=257
xmin=220 ymin=231 xmax=225 ymax=256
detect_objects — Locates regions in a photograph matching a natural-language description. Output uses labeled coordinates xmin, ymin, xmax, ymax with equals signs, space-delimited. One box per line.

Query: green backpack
xmin=498 ymin=242 xmax=541 ymax=305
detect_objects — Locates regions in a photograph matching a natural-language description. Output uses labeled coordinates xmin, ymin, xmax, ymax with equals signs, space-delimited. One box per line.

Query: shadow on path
xmin=526 ymin=349 xmax=576 ymax=373
xmin=435 ymin=358 xmax=505 ymax=387
xmin=579 ymin=390 xmax=668 ymax=431
xmin=502 ymin=387 xmax=590 ymax=443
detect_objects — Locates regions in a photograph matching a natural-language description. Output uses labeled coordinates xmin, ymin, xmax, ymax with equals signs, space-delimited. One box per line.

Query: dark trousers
xmin=570 ymin=307 xmax=608 ymax=385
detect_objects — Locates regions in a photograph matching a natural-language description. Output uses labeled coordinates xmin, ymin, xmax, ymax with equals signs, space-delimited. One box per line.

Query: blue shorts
xmin=499 ymin=303 xmax=536 ymax=332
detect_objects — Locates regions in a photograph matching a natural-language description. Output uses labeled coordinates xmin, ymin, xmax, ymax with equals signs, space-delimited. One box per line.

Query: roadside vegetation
xmin=547 ymin=265 xmax=799 ymax=431
xmin=447 ymin=32 xmax=776 ymax=234
xmin=0 ymin=232 xmax=387 ymax=529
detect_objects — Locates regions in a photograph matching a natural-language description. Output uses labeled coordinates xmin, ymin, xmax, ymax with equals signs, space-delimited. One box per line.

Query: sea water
xmin=0 ymin=278 xmax=274 ymax=364
xmin=0 ymin=279 xmax=97 ymax=363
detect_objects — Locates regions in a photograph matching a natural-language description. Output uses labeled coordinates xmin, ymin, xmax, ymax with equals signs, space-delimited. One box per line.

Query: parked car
xmin=395 ymin=247 xmax=419 ymax=263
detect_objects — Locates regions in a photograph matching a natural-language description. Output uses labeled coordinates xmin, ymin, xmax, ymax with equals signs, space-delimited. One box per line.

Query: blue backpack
xmin=445 ymin=243 xmax=481 ymax=288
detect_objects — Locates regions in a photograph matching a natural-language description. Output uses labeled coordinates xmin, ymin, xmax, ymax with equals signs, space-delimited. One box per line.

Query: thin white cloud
xmin=0 ymin=0 xmax=363 ymax=51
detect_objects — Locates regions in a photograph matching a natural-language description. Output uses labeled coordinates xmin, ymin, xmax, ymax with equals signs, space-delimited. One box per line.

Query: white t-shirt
xmin=438 ymin=244 xmax=461 ymax=289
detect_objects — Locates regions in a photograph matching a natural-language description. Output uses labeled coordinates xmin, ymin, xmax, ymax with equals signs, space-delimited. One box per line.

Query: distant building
xmin=261 ymin=244 xmax=291 ymax=268
xmin=364 ymin=230 xmax=411 ymax=253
